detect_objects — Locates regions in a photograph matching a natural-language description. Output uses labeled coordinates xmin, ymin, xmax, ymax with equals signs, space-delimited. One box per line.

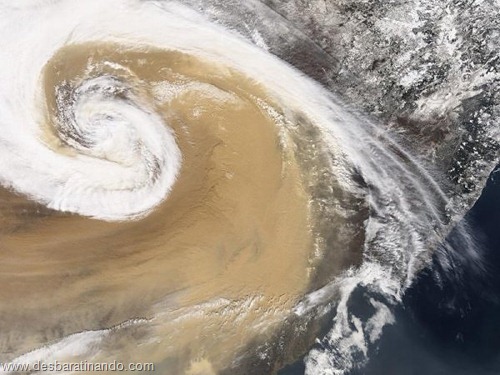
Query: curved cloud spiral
xmin=0 ymin=0 xmax=343 ymax=221
xmin=0 ymin=1 xmax=452 ymax=374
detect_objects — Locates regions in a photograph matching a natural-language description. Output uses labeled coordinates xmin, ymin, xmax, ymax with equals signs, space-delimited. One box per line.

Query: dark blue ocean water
xmin=280 ymin=167 xmax=500 ymax=375
xmin=357 ymin=167 xmax=500 ymax=375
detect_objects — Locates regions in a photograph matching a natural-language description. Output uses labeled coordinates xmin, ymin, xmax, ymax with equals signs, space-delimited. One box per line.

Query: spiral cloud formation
xmin=0 ymin=0 xmax=342 ymax=221
xmin=0 ymin=1 xmax=450 ymax=374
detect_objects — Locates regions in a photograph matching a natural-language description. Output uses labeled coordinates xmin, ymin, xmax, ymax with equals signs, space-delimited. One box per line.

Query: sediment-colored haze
xmin=1 ymin=1 xmax=434 ymax=374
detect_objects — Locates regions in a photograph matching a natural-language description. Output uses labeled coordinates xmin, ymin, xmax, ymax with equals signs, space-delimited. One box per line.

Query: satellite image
xmin=0 ymin=0 xmax=499 ymax=374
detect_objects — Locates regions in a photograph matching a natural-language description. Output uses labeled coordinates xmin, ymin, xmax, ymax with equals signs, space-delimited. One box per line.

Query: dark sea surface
xmin=280 ymin=166 xmax=500 ymax=375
